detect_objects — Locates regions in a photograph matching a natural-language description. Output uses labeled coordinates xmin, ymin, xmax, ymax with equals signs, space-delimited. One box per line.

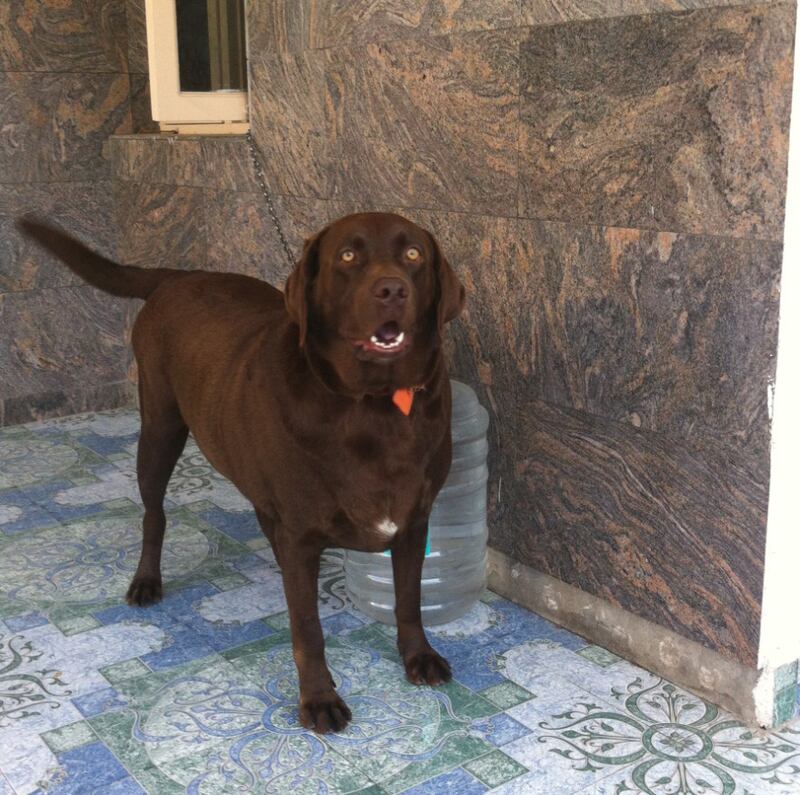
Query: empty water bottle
xmin=344 ymin=380 xmax=489 ymax=625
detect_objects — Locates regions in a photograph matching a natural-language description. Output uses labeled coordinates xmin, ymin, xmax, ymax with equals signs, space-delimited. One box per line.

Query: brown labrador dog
xmin=19 ymin=212 xmax=465 ymax=733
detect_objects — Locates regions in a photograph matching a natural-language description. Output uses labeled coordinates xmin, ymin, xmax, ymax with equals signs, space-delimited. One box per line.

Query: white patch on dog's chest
xmin=375 ymin=518 xmax=398 ymax=538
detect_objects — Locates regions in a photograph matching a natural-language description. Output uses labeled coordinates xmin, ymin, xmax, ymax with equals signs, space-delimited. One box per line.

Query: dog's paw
xmin=126 ymin=575 xmax=163 ymax=606
xmin=299 ymin=690 xmax=352 ymax=734
xmin=403 ymin=650 xmax=452 ymax=686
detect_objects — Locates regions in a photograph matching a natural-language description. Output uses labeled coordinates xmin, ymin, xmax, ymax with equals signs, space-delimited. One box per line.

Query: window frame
xmin=145 ymin=0 xmax=249 ymax=129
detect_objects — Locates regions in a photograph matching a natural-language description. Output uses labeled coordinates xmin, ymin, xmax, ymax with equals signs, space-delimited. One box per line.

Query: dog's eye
xmin=405 ymin=247 xmax=421 ymax=262
xmin=340 ymin=249 xmax=355 ymax=263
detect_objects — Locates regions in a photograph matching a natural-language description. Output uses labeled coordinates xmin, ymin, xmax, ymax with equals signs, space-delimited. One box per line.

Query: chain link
xmin=246 ymin=132 xmax=295 ymax=268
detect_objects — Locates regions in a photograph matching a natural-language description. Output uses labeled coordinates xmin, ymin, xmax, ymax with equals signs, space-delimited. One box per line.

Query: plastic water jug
xmin=344 ymin=380 xmax=489 ymax=625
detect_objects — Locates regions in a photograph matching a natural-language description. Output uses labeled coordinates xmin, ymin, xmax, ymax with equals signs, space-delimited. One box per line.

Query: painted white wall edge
xmin=759 ymin=3 xmax=800 ymax=672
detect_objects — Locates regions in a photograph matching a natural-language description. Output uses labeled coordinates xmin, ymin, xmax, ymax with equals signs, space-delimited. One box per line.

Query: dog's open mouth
xmin=353 ymin=321 xmax=411 ymax=357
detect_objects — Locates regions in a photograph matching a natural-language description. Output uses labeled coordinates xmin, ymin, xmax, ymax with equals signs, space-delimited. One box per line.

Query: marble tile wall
xmin=248 ymin=0 xmax=775 ymax=52
xmin=111 ymin=136 xmax=310 ymax=285
xmin=518 ymin=6 xmax=793 ymax=238
xmin=0 ymin=0 xmax=140 ymax=425
xmin=109 ymin=0 xmax=794 ymax=668
xmin=124 ymin=0 xmax=157 ymax=133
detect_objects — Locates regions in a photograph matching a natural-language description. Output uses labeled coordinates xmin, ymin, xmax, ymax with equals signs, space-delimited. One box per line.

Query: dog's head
xmin=284 ymin=212 xmax=465 ymax=393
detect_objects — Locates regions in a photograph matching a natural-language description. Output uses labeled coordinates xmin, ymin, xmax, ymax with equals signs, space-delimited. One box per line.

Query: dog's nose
xmin=371 ymin=278 xmax=408 ymax=306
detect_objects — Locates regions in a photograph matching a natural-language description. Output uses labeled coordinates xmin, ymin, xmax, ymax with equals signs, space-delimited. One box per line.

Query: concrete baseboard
xmin=486 ymin=548 xmax=781 ymax=728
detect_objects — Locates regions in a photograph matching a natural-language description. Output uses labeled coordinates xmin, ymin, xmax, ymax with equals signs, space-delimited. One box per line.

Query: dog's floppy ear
xmin=284 ymin=226 xmax=328 ymax=347
xmin=429 ymin=233 xmax=465 ymax=329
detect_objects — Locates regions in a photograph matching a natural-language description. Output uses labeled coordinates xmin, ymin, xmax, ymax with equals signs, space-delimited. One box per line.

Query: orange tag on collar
xmin=392 ymin=388 xmax=415 ymax=416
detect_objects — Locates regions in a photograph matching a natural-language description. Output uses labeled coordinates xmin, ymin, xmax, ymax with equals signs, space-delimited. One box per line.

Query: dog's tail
xmin=17 ymin=217 xmax=184 ymax=300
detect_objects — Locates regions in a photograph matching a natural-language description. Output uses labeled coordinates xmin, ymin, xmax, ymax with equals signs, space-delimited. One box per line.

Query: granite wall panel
xmin=249 ymin=51 xmax=332 ymax=198
xmin=0 ymin=285 xmax=131 ymax=399
xmin=203 ymin=190 xmax=334 ymax=283
xmin=246 ymin=0 xmax=312 ymax=55
xmin=246 ymin=0 xmax=522 ymax=54
xmin=200 ymin=138 xmax=260 ymax=193
xmin=522 ymin=226 xmax=780 ymax=460
xmin=110 ymin=133 xmax=353 ymax=281
xmin=326 ymin=30 xmax=520 ymax=214
xmin=518 ymin=4 xmax=794 ymax=239
xmin=520 ymin=0 xmax=775 ymax=24
xmin=114 ymin=181 xmax=207 ymax=270
xmin=0 ymin=0 xmax=129 ymax=73
xmin=0 ymin=71 xmax=132 ymax=183
xmin=0 ymin=181 xmax=118 ymax=293
xmin=110 ymin=136 xmax=205 ymax=186
xmin=1 ymin=0 xmax=138 ymax=424
xmin=496 ymin=397 xmax=767 ymax=665
xmin=124 ymin=0 xmax=156 ymax=133
xmin=424 ymin=213 xmax=780 ymax=464
xmin=125 ymin=0 xmax=148 ymax=74
xmin=110 ymin=135 xmax=259 ymax=191
xmin=304 ymin=0 xmax=522 ymax=49
xmin=245 ymin=0 xmax=772 ymax=53
xmin=129 ymin=73 xmax=157 ymax=134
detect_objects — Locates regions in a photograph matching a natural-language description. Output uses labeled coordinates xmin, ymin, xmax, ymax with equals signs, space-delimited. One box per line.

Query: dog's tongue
xmin=375 ymin=321 xmax=400 ymax=343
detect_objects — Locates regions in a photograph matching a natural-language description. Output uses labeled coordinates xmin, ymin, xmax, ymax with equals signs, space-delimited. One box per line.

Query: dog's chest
xmin=324 ymin=413 xmax=440 ymax=550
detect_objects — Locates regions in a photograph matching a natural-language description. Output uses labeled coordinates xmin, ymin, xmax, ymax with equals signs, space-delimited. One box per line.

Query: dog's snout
xmin=371 ymin=277 xmax=408 ymax=306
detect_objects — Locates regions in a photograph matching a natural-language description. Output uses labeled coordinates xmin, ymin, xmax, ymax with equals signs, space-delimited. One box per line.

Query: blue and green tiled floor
xmin=1 ymin=408 xmax=799 ymax=794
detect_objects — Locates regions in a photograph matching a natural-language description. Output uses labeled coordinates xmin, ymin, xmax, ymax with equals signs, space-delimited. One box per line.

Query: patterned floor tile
xmin=0 ymin=409 xmax=798 ymax=795
xmin=40 ymin=721 xmax=99 ymax=755
xmin=71 ymin=687 xmax=129 ymax=719
xmin=98 ymin=776 xmax=148 ymax=794
xmin=137 ymin=624 xmax=218 ymax=672
xmin=71 ymin=430 xmax=139 ymax=459
xmin=400 ymin=767 xmax=487 ymax=794
xmin=2 ymin=734 xmax=67 ymax=795
xmin=0 ymin=508 xmax=212 ymax=611
xmin=195 ymin=504 xmax=261 ymax=544
xmin=0 ymin=488 xmax=58 ymax=536
xmin=472 ymin=712 xmax=530 ymax=747
xmin=462 ymin=749 xmax=528 ymax=788
xmin=5 ymin=611 xmax=50 ymax=632
xmin=0 ymin=430 xmax=102 ymax=492
xmin=34 ymin=741 xmax=129 ymax=794
xmin=509 ymin=662 xmax=800 ymax=795
xmin=478 ymin=681 xmax=534 ymax=712
xmin=577 ymin=645 xmax=623 ymax=668
xmin=487 ymin=769 xmax=604 ymax=794
xmin=502 ymin=737 xmax=628 ymax=794
xmin=27 ymin=408 xmax=140 ymax=438
xmin=99 ymin=658 xmax=151 ymax=687
xmin=56 ymin=614 xmax=103 ymax=636
xmin=506 ymin=676 xmax=616 ymax=727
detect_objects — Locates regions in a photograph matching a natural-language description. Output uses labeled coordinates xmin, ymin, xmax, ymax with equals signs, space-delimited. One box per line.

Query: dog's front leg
xmin=281 ymin=541 xmax=352 ymax=733
xmin=391 ymin=518 xmax=452 ymax=686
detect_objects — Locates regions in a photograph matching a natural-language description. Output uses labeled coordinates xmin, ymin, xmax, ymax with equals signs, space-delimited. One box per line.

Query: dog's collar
xmin=299 ymin=334 xmax=431 ymax=414
xmin=392 ymin=386 xmax=424 ymax=416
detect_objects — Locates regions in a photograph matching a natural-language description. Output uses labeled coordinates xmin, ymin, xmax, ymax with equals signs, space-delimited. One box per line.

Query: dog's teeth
xmin=367 ymin=332 xmax=405 ymax=350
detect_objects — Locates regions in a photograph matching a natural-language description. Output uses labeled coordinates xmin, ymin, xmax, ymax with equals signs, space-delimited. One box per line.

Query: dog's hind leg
xmin=126 ymin=376 xmax=189 ymax=606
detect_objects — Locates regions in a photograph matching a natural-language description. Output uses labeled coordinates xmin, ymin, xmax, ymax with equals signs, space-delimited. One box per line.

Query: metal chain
xmin=245 ymin=131 xmax=295 ymax=268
